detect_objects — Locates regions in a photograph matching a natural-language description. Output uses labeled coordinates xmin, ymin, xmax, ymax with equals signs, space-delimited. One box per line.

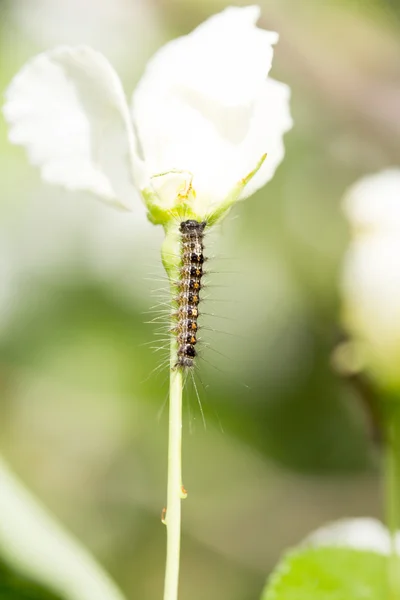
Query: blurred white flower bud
xmin=341 ymin=169 xmax=400 ymax=389
xmin=304 ymin=517 xmax=400 ymax=555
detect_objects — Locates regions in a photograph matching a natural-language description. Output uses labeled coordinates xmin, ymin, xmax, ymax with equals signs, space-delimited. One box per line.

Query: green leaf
xmin=0 ymin=558 xmax=63 ymax=599
xmin=262 ymin=547 xmax=393 ymax=600
xmin=0 ymin=458 xmax=127 ymax=600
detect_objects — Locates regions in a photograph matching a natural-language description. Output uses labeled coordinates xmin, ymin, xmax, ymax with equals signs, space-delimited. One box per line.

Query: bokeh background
xmin=0 ymin=0 xmax=399 ymax=598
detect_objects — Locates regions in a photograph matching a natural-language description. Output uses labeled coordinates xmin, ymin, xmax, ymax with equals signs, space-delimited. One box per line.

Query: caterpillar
xmin=174 ymin=219 xmax=207 ymax=369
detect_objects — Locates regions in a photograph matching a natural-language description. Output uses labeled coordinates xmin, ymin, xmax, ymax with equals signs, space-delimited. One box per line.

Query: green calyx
xmin=141 ymin=153 xmax=267 ymax=230
xmin=148 ymin=154 xmax=267 ymax=285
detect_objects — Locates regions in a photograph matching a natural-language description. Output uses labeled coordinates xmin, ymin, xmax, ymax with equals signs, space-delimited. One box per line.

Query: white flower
xmin=341 ymin=169 xmax=400 ymax=388
xmin=3 ymin=5 xmax=292 ymax=225
xmin=304 ymin=517 xmax=400 ymax=555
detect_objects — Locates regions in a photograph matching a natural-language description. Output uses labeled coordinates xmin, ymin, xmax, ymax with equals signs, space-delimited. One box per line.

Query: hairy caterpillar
xmin=174 ymin=219 xmax=206 ymax=369
xmin=150 ymin=215 xmax=229 ymax=387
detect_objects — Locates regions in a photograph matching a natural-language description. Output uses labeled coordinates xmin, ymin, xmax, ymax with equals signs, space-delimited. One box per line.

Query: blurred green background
xmin=0 ymin=0 xmax=399 ymax=598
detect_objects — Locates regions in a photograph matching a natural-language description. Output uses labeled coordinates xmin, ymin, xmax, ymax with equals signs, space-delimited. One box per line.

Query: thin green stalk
xmin=162 ymin=225 xmax=184 ymax=600
xmin=163 ymin=350 xmax=183 ymax=600
xmin=385 ymin=407 xmax=400 ymax=600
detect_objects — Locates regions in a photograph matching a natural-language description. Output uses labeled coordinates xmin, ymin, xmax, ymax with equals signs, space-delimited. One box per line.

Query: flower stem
xmin=163 ymin=355 xmax=183 ymax=600
xmin=385 ymin=405 xmax=400 ymax=599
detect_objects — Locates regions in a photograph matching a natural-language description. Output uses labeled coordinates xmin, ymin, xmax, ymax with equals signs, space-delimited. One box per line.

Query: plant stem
xmin=163 ymin=335 xmax=183 ymax=600
xmin=385 ymin=406 xmax=400 ymax=600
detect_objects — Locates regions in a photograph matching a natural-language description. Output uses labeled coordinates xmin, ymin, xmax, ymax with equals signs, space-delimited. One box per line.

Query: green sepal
xmin=206 ymin=153 xmax=267 ymax=226
xmin=141 ymin=188 xmax=198 ymax=227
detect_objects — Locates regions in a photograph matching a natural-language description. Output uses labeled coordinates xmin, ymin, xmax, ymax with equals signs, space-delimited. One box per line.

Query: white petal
xmin=237 ymin=79 xmax=292 ymax=200
xmin=135 ymin=6 xmax=277 ymax=108
xmin=304 ymin=518 xmax=400 ymax=555
xmin=132 ymin=5 xmax=291 ymax=210
xmin=4 ymin=46 xmax=145 ymax=210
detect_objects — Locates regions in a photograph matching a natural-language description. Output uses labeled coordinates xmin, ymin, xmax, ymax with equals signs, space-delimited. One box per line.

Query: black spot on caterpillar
xmin=174 ymin=219 xmax=207 ymax=369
